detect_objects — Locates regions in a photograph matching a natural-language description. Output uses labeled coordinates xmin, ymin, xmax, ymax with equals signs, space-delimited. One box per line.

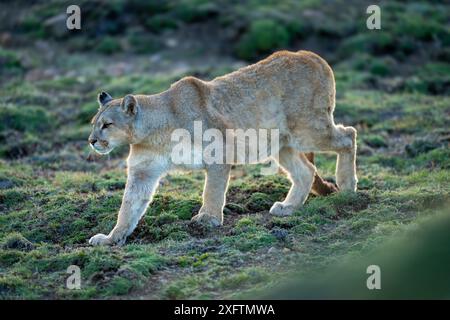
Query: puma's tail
xmin=305 ymin=152 xmax=338 ymax=196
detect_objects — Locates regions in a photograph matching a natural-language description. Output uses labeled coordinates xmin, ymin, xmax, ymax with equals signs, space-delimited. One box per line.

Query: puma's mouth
xmin=90 ymin=143 xmax=113 ymax=155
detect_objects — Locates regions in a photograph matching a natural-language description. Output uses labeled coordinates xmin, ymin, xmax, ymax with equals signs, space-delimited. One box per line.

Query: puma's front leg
xmin=192 ymin=165 xmax=231 ymax=227
xmin=89 ymin=165 xmax=163 ymax=246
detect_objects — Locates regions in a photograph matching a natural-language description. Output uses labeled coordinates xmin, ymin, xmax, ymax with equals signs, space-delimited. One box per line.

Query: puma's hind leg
xmin=332 ymin=125 xmax=357 ymax=191
xmin=270 ymin=148 xmax=315 ymax=216
xmin=310 ymin=124 xmax=358 ymax=191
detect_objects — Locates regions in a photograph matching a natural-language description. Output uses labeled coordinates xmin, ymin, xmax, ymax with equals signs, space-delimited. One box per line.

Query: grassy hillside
xmin=0 ymin=0 xmax=449 ymax=299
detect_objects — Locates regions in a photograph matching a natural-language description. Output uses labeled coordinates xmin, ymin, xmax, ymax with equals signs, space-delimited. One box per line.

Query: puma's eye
xmin=102 ymin=123 xmax=113 ymax=129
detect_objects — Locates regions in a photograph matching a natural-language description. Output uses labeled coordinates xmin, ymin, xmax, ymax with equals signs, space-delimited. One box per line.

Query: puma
xmin=88 ymin=50 xmax=357 ymax=246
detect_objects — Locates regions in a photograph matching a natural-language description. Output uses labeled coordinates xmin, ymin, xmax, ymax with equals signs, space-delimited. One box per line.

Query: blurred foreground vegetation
xmin=259 ymin=209 xmax=450 ymax=299
xmin=0 ymin=0 xmax=449 ymax=299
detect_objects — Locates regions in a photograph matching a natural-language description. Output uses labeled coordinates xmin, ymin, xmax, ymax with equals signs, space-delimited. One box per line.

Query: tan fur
xmin=88 ymin=50 xmax=357 ymax=246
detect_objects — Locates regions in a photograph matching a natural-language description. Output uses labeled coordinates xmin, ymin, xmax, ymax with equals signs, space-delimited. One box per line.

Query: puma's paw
xmin=337 ymin=178 xmax=357 ymax=192
xmin=269 ymin=202 xmax=295 ymax=216
xmin=191 ymin=212 xmax=222 ymax=227
xmin=89 ymin=233 xmax=113 ymax=246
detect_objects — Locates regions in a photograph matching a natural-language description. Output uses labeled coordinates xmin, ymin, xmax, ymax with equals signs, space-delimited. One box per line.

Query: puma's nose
xmin=89 ymin=138 xmax=98 ymax=145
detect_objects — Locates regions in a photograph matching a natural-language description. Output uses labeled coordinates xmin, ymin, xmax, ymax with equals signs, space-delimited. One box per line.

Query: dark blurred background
xmin=1 ymin=0 xmax=449 ymax=83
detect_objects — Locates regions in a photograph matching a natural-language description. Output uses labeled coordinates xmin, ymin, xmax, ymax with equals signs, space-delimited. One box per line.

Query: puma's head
xmin=88 ymin=91 xmax=139 ymax=154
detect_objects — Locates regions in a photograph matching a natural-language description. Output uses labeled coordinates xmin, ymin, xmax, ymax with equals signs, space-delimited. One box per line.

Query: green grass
xmin=236 ymin=19 xmax=291 ymax=60
xmin=0 ymin=49 xmax=23 ymax=73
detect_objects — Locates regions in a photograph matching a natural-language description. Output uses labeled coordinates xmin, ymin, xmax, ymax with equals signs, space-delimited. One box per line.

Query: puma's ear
xmin=121 ymin=94 xmax=138 ymax=116
xmin=98 ymin=91 xmax=113 ymax=105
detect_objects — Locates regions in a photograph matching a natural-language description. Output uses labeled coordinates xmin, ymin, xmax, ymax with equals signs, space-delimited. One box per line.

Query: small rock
xmin=165 ymin=38 xmax=178 ymax=48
